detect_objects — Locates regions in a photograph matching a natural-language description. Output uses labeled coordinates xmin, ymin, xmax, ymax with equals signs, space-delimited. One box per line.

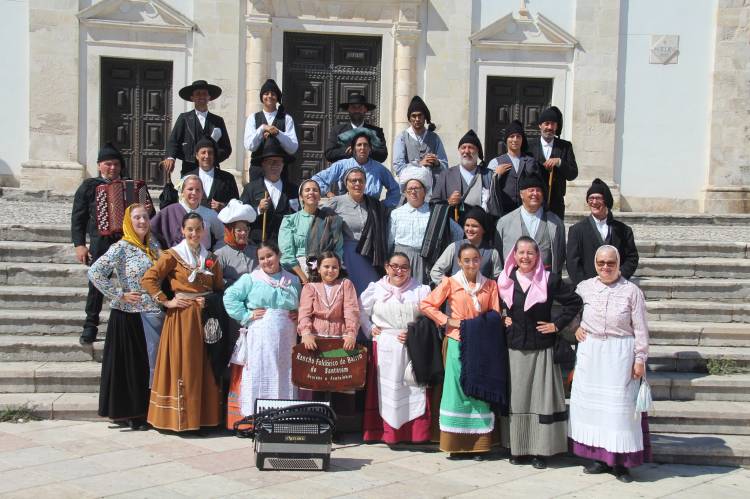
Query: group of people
xmin=70 ymin=78 xmax=648 ymax=483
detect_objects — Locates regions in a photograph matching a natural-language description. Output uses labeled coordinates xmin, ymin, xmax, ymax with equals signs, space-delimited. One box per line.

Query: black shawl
xmin=356 ymin=195 xmax=390 ymax=268
xmin=202 ymin=292 xmax=232 ymax=383
xmin=306 ymin=207 xmax=343 ymax=259
xmin=406 ymin=315 xmax=444 ymax=386
xmin=459 ymin=310 xmax=508 ymax=409
xmin=420 ymin=202 xmax=453 ymax=270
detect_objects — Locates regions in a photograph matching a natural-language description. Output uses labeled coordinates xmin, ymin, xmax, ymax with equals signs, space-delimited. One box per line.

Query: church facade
xmin=1 ymin=0 xmax=748 ymax=213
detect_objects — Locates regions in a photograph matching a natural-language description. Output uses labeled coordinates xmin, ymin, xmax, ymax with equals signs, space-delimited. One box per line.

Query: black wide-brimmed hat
xmin=179 ymin=80 xmax=222 ymax=101
xmin=252 ymin=136 xmax=294 ymax=165
xmin=339 ymin=94 xmax=376 ymax=111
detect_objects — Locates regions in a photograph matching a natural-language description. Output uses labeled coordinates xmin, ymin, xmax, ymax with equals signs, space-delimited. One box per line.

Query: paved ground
xmin=0 ymin=420 xmax=748 ymax=498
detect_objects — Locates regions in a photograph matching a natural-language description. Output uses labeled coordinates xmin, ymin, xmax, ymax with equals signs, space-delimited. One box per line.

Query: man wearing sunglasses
xmin=566 ymin=178 xmax=639 ymax=285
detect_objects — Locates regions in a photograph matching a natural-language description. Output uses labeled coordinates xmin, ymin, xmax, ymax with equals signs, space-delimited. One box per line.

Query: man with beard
xmin=325 ymin=94 xmax=388 ymax=163
xmin=527 ymin=106 xmax=578 ymax=220
xmin=431 ymin=130 xmax=493 ymax=223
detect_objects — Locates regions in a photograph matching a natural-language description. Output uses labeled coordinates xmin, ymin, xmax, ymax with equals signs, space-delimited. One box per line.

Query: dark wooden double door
xmin=282 ymin=33 xmax=382 ymax=182
xmin=484 ymin=77 xmax=552 ymax=161
xmin=100 ymin=58 xmax=173 ymax=184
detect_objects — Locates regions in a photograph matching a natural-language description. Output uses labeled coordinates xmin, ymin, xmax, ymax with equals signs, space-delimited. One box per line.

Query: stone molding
xmin=470 ymin=11 xmax=578 ymax=52
xmin=77 ymin=0 xmax=195 ymax=33
xmin=20 ymin=161 xmax=85 ymax=196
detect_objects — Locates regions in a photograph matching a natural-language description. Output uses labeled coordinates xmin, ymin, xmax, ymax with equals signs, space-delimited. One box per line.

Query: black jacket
xmin=504 ymin=271 xmax=582 ymax=351
xmin=167 ymin=110 xmax=232 ymax=174
xmin=70 ymin=177 xmax=122 ymax=257
xmin=527 ymin=137 xmax=578 ymax=220
xmin=158 ymin=166 xmax=240 ymax=210
xmin=240 ymin=177 xmax=299 ymax=245
xmin=324 ymin=122 xmax=388 ymax=163
xmin=566 ymin=214 xmax=639 ymax=285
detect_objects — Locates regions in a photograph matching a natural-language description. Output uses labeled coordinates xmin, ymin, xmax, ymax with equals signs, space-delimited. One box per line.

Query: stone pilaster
xmin=569 ymin=0 xmax=622 ymax=210
xmin=393 ymin=29 xmax=419 ymax=138
xmin=21 ymin=0 xmax=83 ymax=194
xmin=703 ymin=0 xmax=750 ymax=213
xmin=243 ymin=11 xmax=273 ymax=183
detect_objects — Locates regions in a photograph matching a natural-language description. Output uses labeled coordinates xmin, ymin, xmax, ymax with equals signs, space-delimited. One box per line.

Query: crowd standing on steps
xmin=74 ymin=79 xmax=647 ymax=483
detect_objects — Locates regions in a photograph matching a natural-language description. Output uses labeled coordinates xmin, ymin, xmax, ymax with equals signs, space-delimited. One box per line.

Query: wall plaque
xmin=650 ymin=35 xmax=679 ymax=64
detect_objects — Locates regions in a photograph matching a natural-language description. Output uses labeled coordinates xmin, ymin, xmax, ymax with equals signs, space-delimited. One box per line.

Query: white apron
xmin=376 ymin=329 xmax=426 ymax=429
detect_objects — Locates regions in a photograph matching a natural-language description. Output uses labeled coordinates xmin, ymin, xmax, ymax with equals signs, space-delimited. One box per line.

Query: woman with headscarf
xmin=429 ymin=207 xmax=502 ymax=285
xmin=361 ymin=252 xmax=433 ymax=444
xmin=216 ymin=199 xmax=258 ymax=287
xmin=88 ymin=204 xmax=162 ymax=430
xmin=150 ymin=174 xmax=224 ymax=250
xmin=223 ymin=242 xmax=301 ymax=429
xmin=278 ymin=179 xmax=344 ymax=284
xmin=420 ymin=243 xmax=502 ymax=460
xmin=392 ymin=96 xmax=449 ymax=185
xmin=569 ymin=245 xmax=650 ymax=483
xmin=498 ymin=236 xmax=582 ymax=469
xmin=325 ymin=166 xmax=389 ymax=294
xmin=141 ymin=212 xmax=224 ymax=432
xmin=389 ymin=167 xmax=462 ymax=284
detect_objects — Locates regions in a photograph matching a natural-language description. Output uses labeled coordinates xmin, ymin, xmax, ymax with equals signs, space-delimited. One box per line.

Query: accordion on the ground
xmin=95 ymin=180 xmax=154 ymax=236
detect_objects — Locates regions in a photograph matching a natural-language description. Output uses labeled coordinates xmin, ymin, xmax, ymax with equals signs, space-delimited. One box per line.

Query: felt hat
xmin=259 ymin=79 xmax=282 ymax=104
xmin=463 ymin=206 xmax=491 ymax=235
xmin=194 ymin=135 xmax=217 ymax=154
xmin=407 ymin=96 xmax=431 ymax=122
xmin=97 ymin=142 xmax=124 ymax=166
xmin=537 ymin=106 xmax=563 ymax=136
xmin=339 ymin=94 xmax=376 ymax=111
xmin=586 ymin=178 xmax=614 ymax=209
xmin=253 ymin=136 xmax=294 ymax=164
xmin=179 ymin=80 xmax=222 ymax=101
xmin=218 ymin=199 xmax=257 ymax=225
xmin=504 ymin=120 xmax=528 ymax=150
xmin=458 ymin=129 xmax=484 ymax=160
xmin=518 ymin=174 xmax=546 ymax=192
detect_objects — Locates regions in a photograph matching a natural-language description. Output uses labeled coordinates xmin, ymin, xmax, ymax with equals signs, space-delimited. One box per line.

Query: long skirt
xmin=501 ymin=347 xmax=568 ymax=456
xmin=343 ymin=240 xmax=379 ymax=295
xmin=363 ymin=338 xmax=433 ymax=444
xmin=140 ymin=309 xmax=164 ymax=388
xmin=394 ymin=244 xmax=427 ymax=285
xmin=147 ymin=303 xmax=221 ymax=431
xmin=98 ymin=308 xmax=150 ymax=420
xmin=439 ymin=338 xmax=494 ymax=453
xmin=569 ymin=335 xmax=647 ymax=468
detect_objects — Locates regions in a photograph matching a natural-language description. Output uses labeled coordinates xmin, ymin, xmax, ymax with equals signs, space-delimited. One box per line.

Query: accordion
xmin=95 ymin=180 xmax=154 ymax=236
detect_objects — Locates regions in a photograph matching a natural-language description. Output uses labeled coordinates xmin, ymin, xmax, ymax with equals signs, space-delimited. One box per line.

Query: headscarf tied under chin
xmin=223 ymin=223 xmax=246 ymax=250
xmin=595 ymin=244 xmax=622 ymax=282
xmin=121 ymin=204 xmax=157 ymax=263
xmin=497 ymin=246 xmax=548 ymax=311
xmin=177 ymin=174 xmax=202 ymax=208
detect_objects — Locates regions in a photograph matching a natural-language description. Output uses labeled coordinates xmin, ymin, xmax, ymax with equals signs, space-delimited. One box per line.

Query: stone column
xmin=703 ymin=0 xmax=750 ymax=213
xmin=569 ymin=0 xmax=622 ymax=211
xmin=243 ymin=11 xmax=272 ymax=183
xmin=393 ymin=29 xmax=419 ymax=138
xmin=20 ymin=0 xmax=83 ymax=194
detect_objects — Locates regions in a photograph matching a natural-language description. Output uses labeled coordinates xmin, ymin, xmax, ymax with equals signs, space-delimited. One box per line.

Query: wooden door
xmin=100 ymin=58 xmax=172 ymax=184
xmin=484 ymin=77 xmax=552 ymax=161
xmin=282 ymin=33 xmax=382 ymax=182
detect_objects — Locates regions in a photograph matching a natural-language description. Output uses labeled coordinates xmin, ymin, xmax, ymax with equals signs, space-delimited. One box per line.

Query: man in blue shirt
xmin=312 ymin=129 xmax=400 ymax=208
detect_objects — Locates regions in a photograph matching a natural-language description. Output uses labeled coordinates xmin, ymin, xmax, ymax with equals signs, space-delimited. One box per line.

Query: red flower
xmin=205 ymin=258 xmax=215 ymax=269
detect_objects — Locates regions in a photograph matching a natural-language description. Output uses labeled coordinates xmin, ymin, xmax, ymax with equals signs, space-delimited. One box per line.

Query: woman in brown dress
xmin=141 ymin=212 xmax=223 ymax=431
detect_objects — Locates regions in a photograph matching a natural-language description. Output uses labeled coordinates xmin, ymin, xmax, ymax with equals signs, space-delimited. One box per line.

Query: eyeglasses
xmin=588 ymin=195 xmax=605 ymax=203
xmin=405 ymin=186 xmax=424 ymax=193
xmin=346 ymin=178 xmax=365 ymax=184
xmin=596 ymin=260 xmax=618 ymax=267
xmin=387 ymin=263 xmax=410 ymax=273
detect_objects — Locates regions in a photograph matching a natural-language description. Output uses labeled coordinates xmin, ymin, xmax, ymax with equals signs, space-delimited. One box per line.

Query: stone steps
xmin=566 ymin=211 xmax=750 ymax=226
xmin=648 ymin=345 xmax=750 ymax=372
xmin=0 ymin=392 xmax=99 ymax=420
xmin=649 ymin=321 xmax=750 ymax=347
xmin=646 ymin=299 xmax=750 ymax=323
xmin=0 ymin=309 xmax=109 ymax=335
xmin=0 ymin=285 xmax=92 ymax=310
xmin=0 ymin=361 xmax=101 ymax=393
xmin=649 ymin=400 xmax=750 ymax=435
xmin=0 ymin=261 xmax=89 ymax=287
xmin=0 ymin=240 xmax=78 ymax=264
xmin=0 ymin=336 xmax=103 ymax=362
xmin=650 ymin=432 xmax=750 ymax=467
xmin=0 ymin=224 xmax=70 ymax=243
xmin=636 ymin=277 xmax=750 ymax=301
xmin=649 ymin=372 xmax=750 ymax=401
xmin=635 ymin=240 xmax=750 ymax=259
xmin=636 ymin=257 xmax=750 ymax=278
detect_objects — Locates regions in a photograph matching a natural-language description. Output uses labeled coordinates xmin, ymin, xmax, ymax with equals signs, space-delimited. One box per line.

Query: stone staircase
xmin=1 ymin=211 xmax=750 ymax=467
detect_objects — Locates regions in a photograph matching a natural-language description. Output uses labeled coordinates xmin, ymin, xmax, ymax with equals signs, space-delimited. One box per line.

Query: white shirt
xmin=195 ymin=109 xmax=208 ymax=129
xmin=350 ymin=121 xmax=365 ymax=129
xmin=243 ymin=110 xmax=299 ymax=154
xmin=521 ymin=206 xmax=543 ymax=237
xmin=508 ymin=152 xmax=521 ymax=173
xmin=406 ymin=126 xmax=426 ymax=144
xmin=541 ymin=137 xmax=554 ymax=160
xmin=458 ymin=164 xmax=478 ymax=187
xmin=198 ymin=167 xmax=215 ymax=198
xmin=592 ymin=214 xmax=609 ymax=241
xmin=264 ymin=178 xmax=283 ymax=208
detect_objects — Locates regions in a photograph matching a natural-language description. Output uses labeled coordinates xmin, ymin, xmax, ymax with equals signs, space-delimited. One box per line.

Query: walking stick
xmin=261 ymin=191 xmax=269 ymax=242
xmin=548 ymin=165 xmax=555 ymax=201
xmin=454 ymin=206 xmax=459 ymax=222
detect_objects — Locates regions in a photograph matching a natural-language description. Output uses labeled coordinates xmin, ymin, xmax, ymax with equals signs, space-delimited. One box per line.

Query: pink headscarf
xmin=497 ymin=246 xmax=549 ymax=311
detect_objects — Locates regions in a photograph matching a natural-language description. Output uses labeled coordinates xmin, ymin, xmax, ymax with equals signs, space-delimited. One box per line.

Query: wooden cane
xmin=261 ymin=191 xmax=269 ymax=242
xmin=454 ymin=206 xmax=459 ymax=222
xmin=548 ymin=165 xmax=555 ymax=200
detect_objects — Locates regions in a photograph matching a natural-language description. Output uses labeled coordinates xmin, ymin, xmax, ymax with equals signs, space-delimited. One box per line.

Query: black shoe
xmin=530 ymin=456 xmax=547 ymax=469
xmin=509 ymin=455 xmax=527 ymax=465
xmin=584 ymin=461 xmax=611 ymax=474
xmin=79 ymin=330 xmax=97 ymax=345
xmin=614 ymin=466 xmax=633 ymax=483
xmin=447 ymin=453 xmax=474 ymax=460
xmin=129 ymin=418 xmax=149 ymax=431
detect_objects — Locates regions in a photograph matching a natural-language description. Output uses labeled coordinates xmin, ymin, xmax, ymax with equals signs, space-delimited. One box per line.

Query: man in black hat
xmin=495 ymin=174 xmax=566 ymax=276
xmin=164 ymin=80 xmax=232 ymax=177
xmin=487 ymin=120 xmax=540 ymax=216
xmin=431 ymin=130 xmax=493 ymax=222
xmin=324 ymin=94 xmax=388 ymax=163
xmin=240 ymin=136 xmax=299 ymax=245
xmin=527 ymin=106 xmax=578 ymax=220
xmin=566 ymin=178 xmax=639 ymax=284
xmin=71 ymin=143 xmax=126 ymax=344
xmin=244 ymin=78 xmax=298 ymax=181
xmin=392 ymin=95 xmax=448 ymax=184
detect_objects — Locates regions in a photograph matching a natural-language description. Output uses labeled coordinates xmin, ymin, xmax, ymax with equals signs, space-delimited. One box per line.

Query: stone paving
xmin=0 ymin=420 xmax=748 ymax=498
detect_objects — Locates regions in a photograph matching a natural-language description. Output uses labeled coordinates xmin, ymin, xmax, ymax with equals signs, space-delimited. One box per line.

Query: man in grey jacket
xmin=495 ymin=174 xmax=566 ymax=276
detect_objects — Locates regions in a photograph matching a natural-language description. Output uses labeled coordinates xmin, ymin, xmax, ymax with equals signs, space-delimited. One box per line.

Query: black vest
xmin=249 ymin=108 xmax=287 ymax=165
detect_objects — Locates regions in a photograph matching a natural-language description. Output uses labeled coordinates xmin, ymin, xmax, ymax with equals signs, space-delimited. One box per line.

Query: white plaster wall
xmin=618 ymin=0 xmax=716 ymax=204
xmin=0 ymin=0 xmax=29 ymax=184
xmin=479 ymin=0 xmax=576 ymax=33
